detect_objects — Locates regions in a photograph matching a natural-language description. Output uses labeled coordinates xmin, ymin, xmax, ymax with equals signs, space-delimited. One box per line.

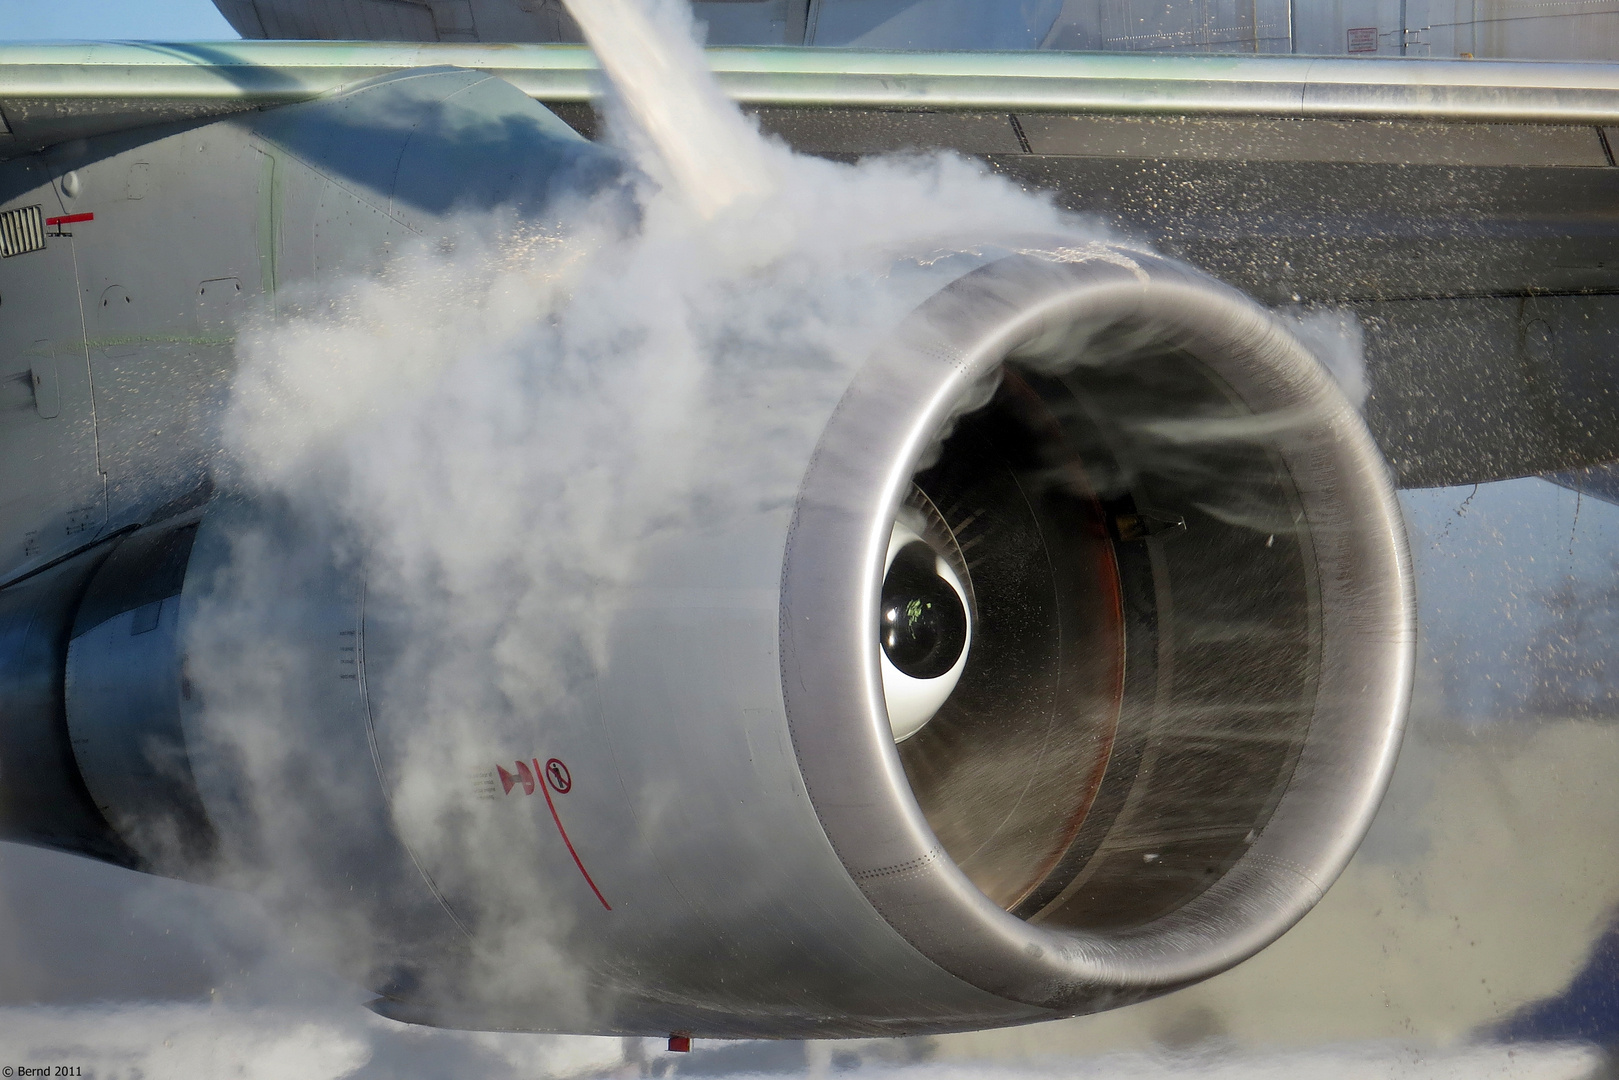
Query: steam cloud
xmin=180 ymin=0 xmax=1083 ymax=1028
xmin=1279 ymin=306 xmax=1369 ymax=409
xmin=3 ymin=0 xmax=1384 ymax=1066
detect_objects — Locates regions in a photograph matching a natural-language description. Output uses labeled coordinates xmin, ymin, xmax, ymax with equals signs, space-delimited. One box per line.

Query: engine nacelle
xmin=0 ymin=246 xmax=1411 ymax=1037
xmin=782 ymin=250 xmax=1413 ymax=1014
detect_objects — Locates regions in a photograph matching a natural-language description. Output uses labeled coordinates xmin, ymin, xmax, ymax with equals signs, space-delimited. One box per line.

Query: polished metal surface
xmin=63 ymin=514 xmax=215 ymax=872
xmin=0 ymin=542 xmax=137 ymax=867
xmin=5 ymin=41 xmax=1619 ymax=156
xmin=782 ymin=248 xmax=1416 ymax=1010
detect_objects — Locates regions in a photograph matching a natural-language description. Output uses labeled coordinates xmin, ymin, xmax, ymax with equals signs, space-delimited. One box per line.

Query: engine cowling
xmin=0 ymin=245 xmax=1411 ymax=1037
xmin=782 ymin=249 xmax=1413 ymax=1015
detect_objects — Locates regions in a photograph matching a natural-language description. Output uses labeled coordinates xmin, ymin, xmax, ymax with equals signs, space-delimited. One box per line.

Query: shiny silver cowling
xmin=0 ymin=246 xmax=1412 ymax=1037
xmin=783 ymin=249 xmax=1414 ymax=1012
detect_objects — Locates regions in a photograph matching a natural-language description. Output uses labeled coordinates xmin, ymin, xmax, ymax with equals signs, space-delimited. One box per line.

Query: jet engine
xmin=780 ymin=250 xmax=1413 ymax=1017
xmin=0 ymin=244 xmax=1412 ymax=1036
xmin=0 ymin=70 xmax=1412 ymax=1037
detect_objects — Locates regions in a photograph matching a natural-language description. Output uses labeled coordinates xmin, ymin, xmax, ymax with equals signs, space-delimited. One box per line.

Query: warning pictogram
xmin=545 ymin=757 xmax=572 ymax=794
xmin=497 ymin=760 xmax=535 ymax=796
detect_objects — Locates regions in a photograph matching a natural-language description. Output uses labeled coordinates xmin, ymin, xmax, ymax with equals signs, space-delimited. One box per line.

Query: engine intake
xmin=782 ymin=249 xmax=1413 ymax=1010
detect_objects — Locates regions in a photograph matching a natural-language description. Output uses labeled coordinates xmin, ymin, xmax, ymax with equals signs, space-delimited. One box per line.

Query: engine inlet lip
xmin=780 ymin=247 xmax=1415 ymax=1012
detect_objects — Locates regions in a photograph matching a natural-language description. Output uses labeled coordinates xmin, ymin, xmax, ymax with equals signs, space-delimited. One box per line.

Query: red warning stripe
xmin=46 ymin=212 xmax=93 ymax=226
xmin=534 ymin=757 xmax=611 ymax=911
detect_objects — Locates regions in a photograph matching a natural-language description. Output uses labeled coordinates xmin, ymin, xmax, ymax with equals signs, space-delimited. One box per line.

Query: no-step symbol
xmin=545 ymin=757 xmax=572 ymax=794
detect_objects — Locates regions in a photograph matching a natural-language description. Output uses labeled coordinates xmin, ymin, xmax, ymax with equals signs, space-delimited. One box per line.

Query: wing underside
xmin=1 ymin=42 xmax=1615 ymax=489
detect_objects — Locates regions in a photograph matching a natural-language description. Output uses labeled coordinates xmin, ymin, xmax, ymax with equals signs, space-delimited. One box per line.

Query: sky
xmin=0 ymin=0 xmax=238 ymax=41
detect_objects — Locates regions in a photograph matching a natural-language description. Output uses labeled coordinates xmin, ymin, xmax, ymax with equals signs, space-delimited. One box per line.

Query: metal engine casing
xmin=21 ymin=248 xmax=1411 ymax=1037
xmin=0 ymin=63 xmax=1412 ymax=1037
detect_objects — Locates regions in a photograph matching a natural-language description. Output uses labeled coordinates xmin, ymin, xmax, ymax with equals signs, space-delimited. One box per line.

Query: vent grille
xmin=0 ymin=205 xmax=46 ymax=258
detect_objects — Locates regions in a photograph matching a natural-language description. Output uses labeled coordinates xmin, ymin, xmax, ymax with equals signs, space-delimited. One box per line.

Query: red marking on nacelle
xmin=492 ymin=754 xmax=609 ymax=910
xmin=497 ymin=760 xmax=535 ymax=796
xmin=45 ymin=212 xmax=93 ymax=226
xmin=534 ymin=757 xmax=611 ymax=911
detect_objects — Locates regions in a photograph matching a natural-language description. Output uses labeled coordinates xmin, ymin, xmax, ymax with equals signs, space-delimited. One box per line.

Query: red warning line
xmin=533 ymin=758 xmax=611 ymax=911
xmin=45 ymin=212 xmax=93 ymax=226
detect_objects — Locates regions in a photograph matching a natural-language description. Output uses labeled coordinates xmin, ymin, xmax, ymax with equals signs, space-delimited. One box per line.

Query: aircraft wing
xmin=5 ymin=41 xmax=1618 ymax=147
xmin=1 ymin=42 xmax=1615 ymax=491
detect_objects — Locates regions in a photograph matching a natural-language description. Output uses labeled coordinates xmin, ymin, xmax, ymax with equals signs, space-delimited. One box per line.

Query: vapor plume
xmin=184 ymin=0 xmax=1081 ymax=1025
xmin=560 ymin=0 xmax=774 ymax=218
xmin=170 ymin=0 xmax=1386 ymax=1037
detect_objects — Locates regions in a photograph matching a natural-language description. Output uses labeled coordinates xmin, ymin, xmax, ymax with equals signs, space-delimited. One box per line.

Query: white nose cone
xmin=880 ymin=521 xmax=972 ymax=743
